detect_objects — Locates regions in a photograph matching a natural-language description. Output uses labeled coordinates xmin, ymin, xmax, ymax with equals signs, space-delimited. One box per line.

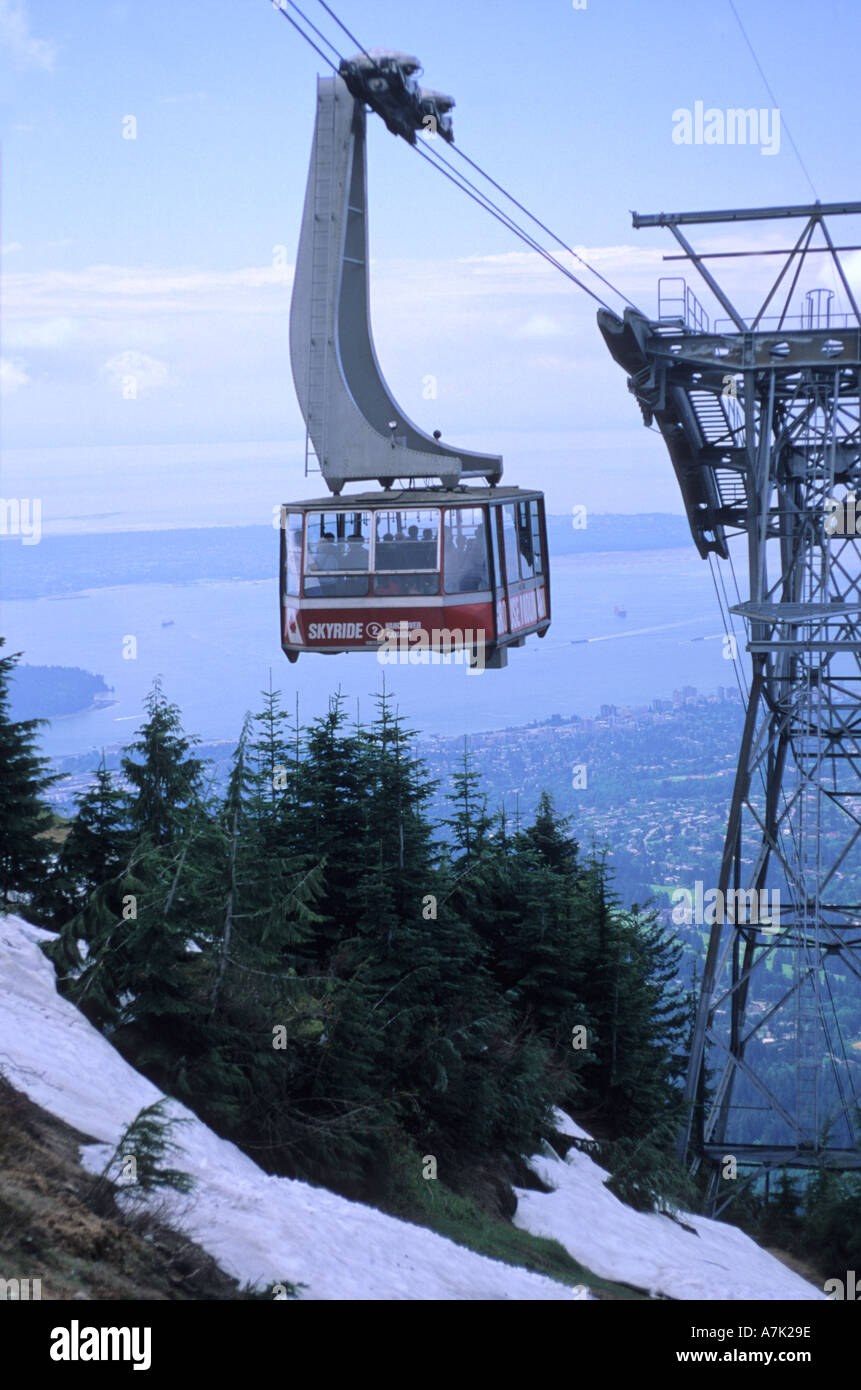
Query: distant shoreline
xmin=2 ymin=516 xmax=693 ymax=602
xmin=46 ymin=684 xmax=741 ymax=771
xmin=49 ymin=696 xmax=120 ymax=722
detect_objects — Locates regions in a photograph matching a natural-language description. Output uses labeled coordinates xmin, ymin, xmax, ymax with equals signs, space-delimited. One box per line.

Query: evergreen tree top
xmin=120 ymin=679 xmax=208 ymax=845
xmin=0 ymin=638 xmax=60 ymax=897
xmin=521 ymin=791 xmax=579 ymax=877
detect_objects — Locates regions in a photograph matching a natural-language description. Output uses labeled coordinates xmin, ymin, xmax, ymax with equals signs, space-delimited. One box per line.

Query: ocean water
xmin=2 ymin=547 xmax=745 ymax=758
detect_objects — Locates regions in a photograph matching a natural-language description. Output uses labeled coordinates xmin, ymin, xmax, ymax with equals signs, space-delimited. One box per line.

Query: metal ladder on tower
xmin=688 ymin=389 xmax=738 ymax=448
xmin=304 ymin=86 xmax=336 ymax=477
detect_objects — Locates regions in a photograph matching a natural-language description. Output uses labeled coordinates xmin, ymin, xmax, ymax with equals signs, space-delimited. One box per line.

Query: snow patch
xmin=515 ymin=1120 xmax=823 ymax=1301
xmin=0 ymin=915 xmax=575 ymax=1301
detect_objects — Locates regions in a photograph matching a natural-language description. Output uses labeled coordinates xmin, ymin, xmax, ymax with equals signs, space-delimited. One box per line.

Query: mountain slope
xmin=0 ymin=914 xmax=822 ymax=1301
xmin=0 ymin=1074 xmax=246 ymax=1300
xmin=0 ymin=914 xmax=575 ymax=1301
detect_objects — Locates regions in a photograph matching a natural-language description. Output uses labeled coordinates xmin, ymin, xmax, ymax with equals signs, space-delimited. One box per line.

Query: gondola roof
xmin=282 ymin=486 xmax=542 ymax=511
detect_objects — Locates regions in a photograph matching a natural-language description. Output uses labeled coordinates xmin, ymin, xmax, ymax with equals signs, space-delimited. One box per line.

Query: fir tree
xmin=441 ymin=739 xmax=492 ymax=864
xmin=227 ymin=701 xmax=325 ymax=967
xmin=209 ymin=714 xmax=252 ymax=1019
xmin=0 ymin=639 xmax=57 ymax=899
xmin=53 ymin=691 xmax=217 ymax=1081
xmin=488 ymin=820 xmax=590 ymax=1056
xmin=352 ymin=709 xmax=552 ymax=1166
xmin=64 ymin=837 xmax=200 ymax=1032
xmin=39 ymin=756 xmax=129 ymax=923
xmin=188 ymin=705 xmax=329 ymax=1156
xmin=523 ymin=791 xmax=579 ymax=877
xmin=246 ymin=681 xmax=297 ymax=829
xmin=86 ymin=1098 xmax=194 ymax=1214
xmin=288 ymin=694 xmax=376 ymax=966
xmin=573 ymin=855 xmax=690 ymax=1140
xmin=121 ymin=679 xmax=206 ymax=845
xmin=755 ymin=1168 xmax=805 ymax=1250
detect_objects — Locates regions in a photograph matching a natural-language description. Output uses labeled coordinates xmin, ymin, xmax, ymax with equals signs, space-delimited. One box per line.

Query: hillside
xmin=0 ymin=914 xmax=821 ymax=1302
xmin=0 ymin=1076 xmax=245 ymax=1301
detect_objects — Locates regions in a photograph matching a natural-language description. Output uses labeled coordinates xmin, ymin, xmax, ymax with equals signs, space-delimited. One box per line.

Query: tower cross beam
xmin=633 ymin=201 xmax=861 ymax=226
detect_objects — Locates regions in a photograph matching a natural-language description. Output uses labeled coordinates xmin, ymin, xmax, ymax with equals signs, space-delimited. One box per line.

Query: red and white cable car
xmin=280 ymin=487 xmax=549 ymax=668
xmin=279 ymin=60 xmax=552 ymax=670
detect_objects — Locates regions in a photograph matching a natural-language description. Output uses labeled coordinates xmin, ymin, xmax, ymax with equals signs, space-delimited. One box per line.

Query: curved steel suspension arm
xmin=290 ymin=76 xmax=503 ymax=494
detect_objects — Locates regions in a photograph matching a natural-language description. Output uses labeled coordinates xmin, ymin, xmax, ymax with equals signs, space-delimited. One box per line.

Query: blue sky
xmin=2 ymin=0 xmax=861 ymax=527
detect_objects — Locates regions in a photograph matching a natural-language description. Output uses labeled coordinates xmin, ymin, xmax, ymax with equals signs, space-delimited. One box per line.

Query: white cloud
xmin=100 ymin=350 xmax=169 ymax=396
xmin=0 ymin=357 xmax=31 ymax=395
xmin=4 ymin=263 xmax=293 ymax=320
xmin=5 ymin=317 xmax=75 ymax=349
xmin=1 ymin=241 xmax=22 ymax=255
xmin=517 ymin=313 xmax=569 ymax=339
xmin=0 ymin=0 xmax=56 ymax=70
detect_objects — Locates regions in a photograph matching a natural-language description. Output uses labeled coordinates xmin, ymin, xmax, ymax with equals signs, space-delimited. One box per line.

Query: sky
xmin=2 ymin=0 xmax=861 ymax=527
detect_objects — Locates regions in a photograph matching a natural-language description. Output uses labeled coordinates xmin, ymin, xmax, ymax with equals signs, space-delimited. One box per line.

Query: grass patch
xmin=378 ymin=1147 xmax=647 ymax=1299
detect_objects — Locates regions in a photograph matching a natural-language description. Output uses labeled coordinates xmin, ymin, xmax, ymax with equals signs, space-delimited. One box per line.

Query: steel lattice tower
xmin=599 ymin=202 xmax=861 ymax=1204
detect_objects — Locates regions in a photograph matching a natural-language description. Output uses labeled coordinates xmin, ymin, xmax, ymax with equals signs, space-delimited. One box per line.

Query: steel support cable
xmin=313 ymin=0 xmax=376 ymax=68
xmin=411 ymin=141 xmax=615 ymax=310
xmin=271 ymin=0 xmax=341 ymax=72
xmin=705 ymin=550 xmax=803 ymax=949
xmin=706 ymin=549 xmax=799 ymax=904
xmin=275 ymin=0 xmax=343 ymax=63
xmin=715 ymin=551 xmax=750 ymax=702
xmin=822 ymin=965 xmax=859 ymax=1134
xmin=280 ymin=0 xmax=614 ymax=308
xmin=273 ymin=0 xmax=604 ymax=301
xmin=308 ymin=0 xmax=637 ymax=311
xmin=727 ymin=0 xmax=818 ymax=200
xmin=708 ymin=552 xmax=747 ymax=708
xmin=727 ymin=2 xmax=848 ymax=317
xmin=444 ymin=143 xmax=638 ymax=313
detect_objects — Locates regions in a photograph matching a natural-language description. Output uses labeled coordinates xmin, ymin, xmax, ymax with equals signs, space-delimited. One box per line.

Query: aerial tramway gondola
xmin=278 ymin=46 xmax=550 ymax=668
xmin=280 ymin=486 xmax=549 ymax=666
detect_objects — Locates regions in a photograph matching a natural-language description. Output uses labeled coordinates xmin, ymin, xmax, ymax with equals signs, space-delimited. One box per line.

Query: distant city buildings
xmin=673 ymin=685 xmax=698 ymax=706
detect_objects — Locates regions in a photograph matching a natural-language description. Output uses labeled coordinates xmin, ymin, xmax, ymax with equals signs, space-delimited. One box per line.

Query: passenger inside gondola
xmin=371 ymin=509 xmax=441 ymax=595
xmin=303 ymin=531 xmax=330 ymax=595
xmin=305 ymin=515 xmax=371 ymax=597
xmin=344 ymin=532 xmax=368 ymax=568
xmin=444 ymin=509 xmax=489 ymax=592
